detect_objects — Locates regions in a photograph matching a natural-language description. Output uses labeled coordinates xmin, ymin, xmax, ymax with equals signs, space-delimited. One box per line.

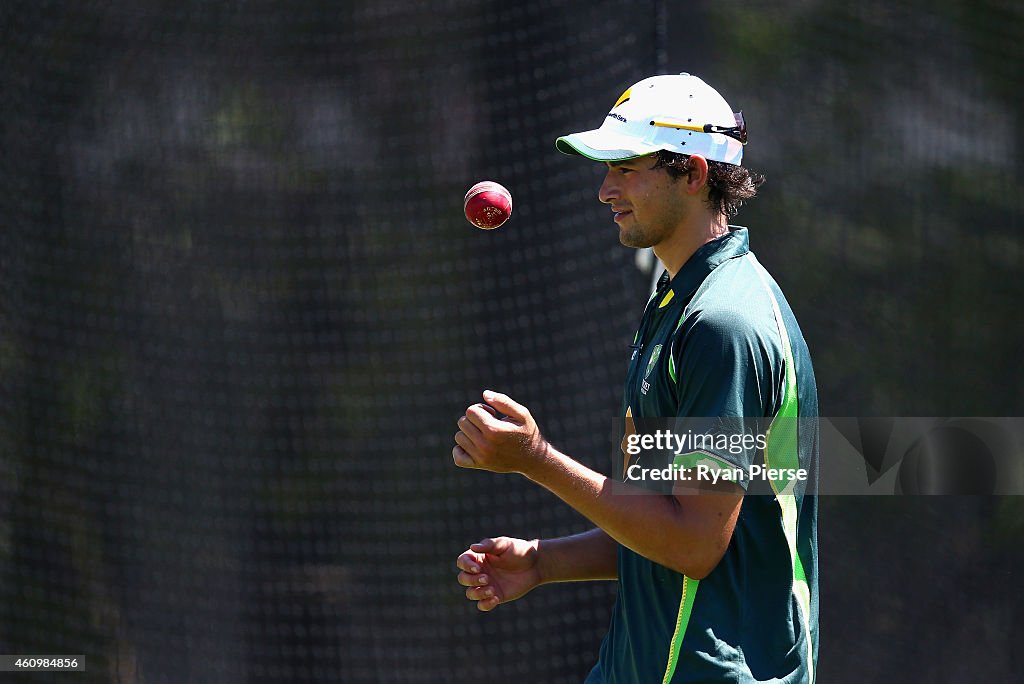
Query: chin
xmin=619 ymin=229 xmax=653 ymax=249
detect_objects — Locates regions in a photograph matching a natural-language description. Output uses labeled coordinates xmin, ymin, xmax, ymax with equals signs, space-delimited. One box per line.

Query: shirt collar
xmin=664 ymin=226 xmax=750 ymax=303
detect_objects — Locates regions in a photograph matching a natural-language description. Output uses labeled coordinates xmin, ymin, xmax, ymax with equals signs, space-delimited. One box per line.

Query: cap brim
xmin=555 ymin=128 xmax=659 ymax=162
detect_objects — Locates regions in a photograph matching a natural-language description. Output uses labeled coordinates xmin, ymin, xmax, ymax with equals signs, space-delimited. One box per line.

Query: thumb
xmin=471 ymin=536 xmax=511 ymax=555
xmin=482 ymin=390 xmax=527 ymax=422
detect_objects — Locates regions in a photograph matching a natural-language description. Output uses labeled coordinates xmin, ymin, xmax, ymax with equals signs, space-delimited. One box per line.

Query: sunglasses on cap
xmin=649 ymin=111 xmax=748 ymax=145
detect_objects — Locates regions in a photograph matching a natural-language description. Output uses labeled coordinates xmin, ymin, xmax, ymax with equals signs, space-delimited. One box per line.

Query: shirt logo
xmin=641 ymin=344 xmax=661 ymax=396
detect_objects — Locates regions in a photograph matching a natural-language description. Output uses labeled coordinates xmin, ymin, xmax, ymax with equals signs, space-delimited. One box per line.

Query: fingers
xmin=456 ymin=548 xmax=492 ymax=595
xmin=453 ymin=430 xmax=478 ymax=456
xmin=461 ymin=391 xmax=526 ymax=438
xmin=475 ymin=402 xmax=499 ymax=419
xmin=459 ymin=537 xmax=504 ymax=566
xmin=460 ymin=570 xmax=492 ymax=591
xmin=457 ymin=415 xmax=485 ymax=443
xmin=465 ymin=583 xmax=497 ymax=603
xmin=455 ymin=410 xmax=499 ymax=471
xmin=465 ymin=403 xmax=500 ymax=431
xmin=452 ymin=444 xmax=476 ymax=468
xmin=482 ymin=390 xmax=527 ymax=422
xmin=464 ymin=577 xmax=501 ymax=611
xmin=476 ymin=596 xmax=501 ymax=611
xmin=456 ymin=540 xmax=506 ymax=612
xmin=456 ymin=549 xmax=485 ymax=574
xmin=454 ymin=408 xmax=489 ymax=469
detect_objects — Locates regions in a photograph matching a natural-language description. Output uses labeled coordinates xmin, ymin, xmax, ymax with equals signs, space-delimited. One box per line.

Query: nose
xmin=598 ymin=167 xmax=617 ymax=204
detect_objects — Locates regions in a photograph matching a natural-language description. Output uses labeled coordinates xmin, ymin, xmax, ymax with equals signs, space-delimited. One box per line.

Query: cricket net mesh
xmin=1 ymin=1 xmax=1023 ymax=682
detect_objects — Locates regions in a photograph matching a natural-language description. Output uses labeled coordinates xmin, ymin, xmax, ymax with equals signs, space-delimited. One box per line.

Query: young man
xmin=452 ymin=73 xmax=819 ymax=683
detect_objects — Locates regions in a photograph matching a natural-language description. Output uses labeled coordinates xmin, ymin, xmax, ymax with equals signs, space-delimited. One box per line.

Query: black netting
xmin=1 ymin=1 xmax=1022 ymax=682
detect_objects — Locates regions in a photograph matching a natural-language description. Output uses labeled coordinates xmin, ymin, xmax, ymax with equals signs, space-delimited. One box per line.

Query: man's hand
xmin=452 ymin=390 xmax=549 ymax=475
xmin=455 ymin=537 xmax=543 ymax=612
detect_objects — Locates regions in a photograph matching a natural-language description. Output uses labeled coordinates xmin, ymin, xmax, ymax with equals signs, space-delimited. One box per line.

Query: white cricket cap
xmin=556 ymin=73 xmax=746 ymax=165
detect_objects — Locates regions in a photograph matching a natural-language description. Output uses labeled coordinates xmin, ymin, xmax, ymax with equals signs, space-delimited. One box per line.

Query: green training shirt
xmin=586 ymin=228 xmax=819 ymax=684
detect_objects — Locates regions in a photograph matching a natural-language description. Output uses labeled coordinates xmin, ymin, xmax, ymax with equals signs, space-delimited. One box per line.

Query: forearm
xmin=523 ymin=446 xmax=731 ymax=579
xmin=536 ymin=527 xmax=618 ymax=584
xmin=453 ymin=391 xmax=738 ymax=578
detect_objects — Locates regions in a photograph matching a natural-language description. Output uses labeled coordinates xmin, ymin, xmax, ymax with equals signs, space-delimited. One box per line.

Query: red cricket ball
xmin=463 ymin=181 xmax=513 ymax=230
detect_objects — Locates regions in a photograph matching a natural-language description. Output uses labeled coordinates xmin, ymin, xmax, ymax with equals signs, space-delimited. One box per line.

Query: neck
xmin=654 ymin=211 xmax=730 ymax=279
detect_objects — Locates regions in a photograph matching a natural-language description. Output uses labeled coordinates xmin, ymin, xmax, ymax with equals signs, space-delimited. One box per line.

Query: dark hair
xmin=652 ymin=150 xmax=765 ymax=219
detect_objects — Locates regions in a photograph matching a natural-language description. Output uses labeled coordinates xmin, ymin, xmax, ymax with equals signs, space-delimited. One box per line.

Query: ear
xmin=682 ymin=155 xmax=709 ymax=195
